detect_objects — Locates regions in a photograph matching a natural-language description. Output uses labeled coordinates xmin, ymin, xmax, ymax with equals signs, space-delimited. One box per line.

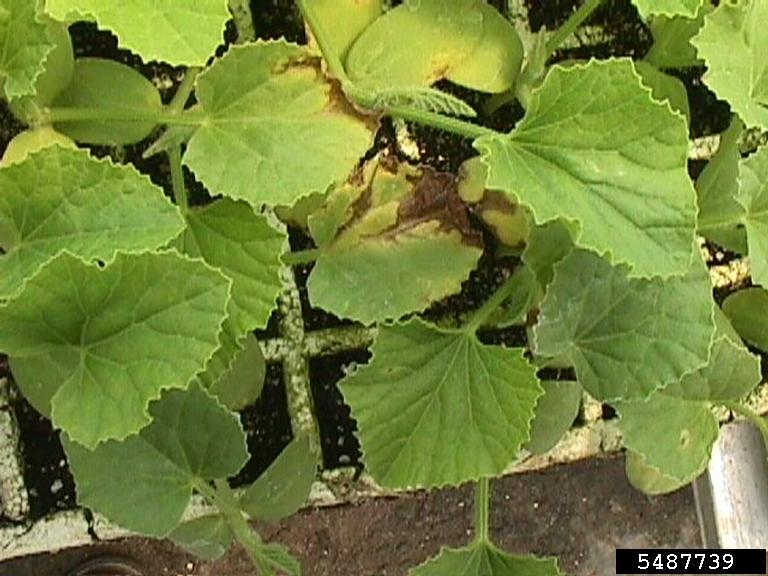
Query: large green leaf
xmin=184 ymin=41 xmax=374 ymax=207
xmin=239 ymin=435 xmax=317 ymax=522
xmin=345 ymin=0 xmax=484 ymax=90
xmin=692 ymin=0 xmax=768 ymax=130
xmin=63 ymin=383 xmax=248 ymax=537
xmin=632 ymin=0 xmax=703 ymax=19
xmin=176 ymin=198 xmax=284 ymax=333
xmin=722 ymin=287 xmax=768 ymax=353
xmin=411 ymin=541 xmax=562 ymax=576
xmin=475 ymin=59 xmax=696 ymax=278
xmin=0 ymin=251 xmax=230 ymax=448
xmin=0 ymin=0 xmax=52 ymax=99
xmin=534 ymin=250 xmax=714 ymax=402
xmin=696 ymin=117 xmax=747 ymax=254
xmin=616 ymin=322 xmax=761 ymax=484
xmin=0 ymin=146 xmax=184 ymax=299
xmin=340 ymin=319 xmax=542 ymax=489
xmin=44 ymin=0 xmax=230 ymax=66
xmin=737 ymin=145 xmax=768 ymax=286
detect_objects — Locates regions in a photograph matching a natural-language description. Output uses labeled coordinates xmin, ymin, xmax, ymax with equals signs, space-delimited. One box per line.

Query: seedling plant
xmin=1 ymin=0 xmax=767 ymax=574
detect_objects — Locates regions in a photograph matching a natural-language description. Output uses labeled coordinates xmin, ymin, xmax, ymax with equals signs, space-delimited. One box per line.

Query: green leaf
xmin=44 ymin=0 xmax=230 ymax=66
xmin=312 ymin=0 xmax=382 ymax=60
xmin=207 ymin=333 xmax=266 ymax=412
xmin=0 ymin=126 xmax=75 ymax=167
xmin=534 ymin=249 xmax=714 ymax=401
xmin=722 ymin=287 xmax=768 ymax=353
xmin=633 ymin=61 xmax=690 ymax=123
xmin=184 ymin=40 xmax=374 ymax=207
xmin=522 ymin=219 xmax=575 ymax=291
xmin=625 ymin=451 xmax=689 ymax=495
xmin=486 ymin=264 xmax=537 ymax=329
xmin=168 ymin=514 xmax=233 ymax=561
xmin=475 ymin=59 xmax=697 ymax=278
xmin=446 ymin=3 xmax=524 ymax=94
xmin=0 ymin=251 xmax=230 ymax=447
xmin=616 ymin=324 xmax=761 ymax=483
xmin=411 ymin=541 xmax=562 ymax=576
xmin=696 ymin=117 xmax=747 ymax=254
xmin=340 ymin=319 xmax=542 ymax=489
xmin=63 ymin=383 xmax=248 ymax=537
xmin=177 ymin=198 xmax=285 ymax=333
xmin=346 ymin=0 xmax=484 ymax=90
xmin=0 ymin=0 xmax=53 ymax=99
xmin=239 ymin=435 xmax=317 ymax=523
xmin=525 ymin=380 xmax=582 ymax=455
xmin=260 ymin=542 xmax=301 ymax=576
xmin=0 ymin=146 xmax=184 ymax=299
xmin=737 ymin=145 xmax=768 ymax=286
xmin=632 ymin=0 xmax=703 ymax=19
xmin=52 ymin=58 xmax=162 ymax=145
xmin=644 ymin=7 xmax=710 ymax=69
xmin=692 ymin=0 xmax=768 ymax=130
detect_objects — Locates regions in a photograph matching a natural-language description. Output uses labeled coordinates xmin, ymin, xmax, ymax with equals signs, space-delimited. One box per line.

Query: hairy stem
xmin=385 ymin=105 xmax=499 ymax=140
xmin=723 ymin=402 xmax=768 ymax=446
xmin=168 ymin=145 xmax=188 ymax=215
xmin=463 ymin=271 xmax=522 ymax=334
xmin=44 ymin=106 xmax=204 ymax=126
xmin=281 ymin=248 xmax=322 ymax=266
xmin=545 ymin=0 xmax=602 ymax=59
xmin=169 ymin=68 xmax=201 ymax=114
xmin=474 ymin=477 xmax=490 ymax=543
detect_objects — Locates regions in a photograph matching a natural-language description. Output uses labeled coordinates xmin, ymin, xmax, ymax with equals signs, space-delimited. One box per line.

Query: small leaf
xmin=185 ymin=40 xmax=374 ymax=207
xmin=0 ymin=0 xmax=53 ymax=99
xmin=525 ymin=380 xmax=582 ymax=455
xmin=475 ymin=59 xmax=697 ymax=278
xmin=52 ymin=58 xmax=162 ymax=145
xmin=0 ymin=251 xmax=230 ymax=447
xmin=63 ymin=383 xmax=248 ymax=537
xmin=644 ymin=7 xmax=710 ymax=69
xmin=259 ymin=542 xmax=301 ymax=576
xmin=44 ymin=0 xmax=230 ymax=66
xmin=486 ymin=264 xmax=537 ymax=329
xmin=0 ymin=126 xmax=75 ymax=167
xmin=169 ymin=515 xmax=233 ymax=561
xmin=633 ymin=61 xmax=690 ymax=122
xmin=312 ymin=0 xmax=382 ymax=60
xmin=625 ymin=451 xmax=689 ymax=495
xmin=522 ymin=219 xmax=575 ymax=291
xmin=177 ymin=198 xmax=285 ymax=333
xmin=737 ymin=145 xmax=768 ymax=286
xmin=208 ymin=333 xmax=266 ymax=412
xmin=722 ymin=287 xmax=768 ymax=353
xmin=696 ymin=117 xmax=747 ymax=254
xmin=240 ymin=435 xmax=317 ymax=523
xmin=346 ymin=0 xmax=484 ymax=91
xmin=341 ymin=319 xmax=542 ymax=489
xmin=534 ymin=250 xmax=714 ymax=401
xmin=692 ymin=0 xmax=768 ymax=130
xmin=632 ymin=0 xmax=703 ymax=19
xmin=411 ymin=541 xmax=562 ymax=576
xmin=0 ymin=146 xmax=184 ymax=299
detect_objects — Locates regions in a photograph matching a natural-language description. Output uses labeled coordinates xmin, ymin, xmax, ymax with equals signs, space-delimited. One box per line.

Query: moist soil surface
xmin=0 ymin=455 xmax=701 ymax=576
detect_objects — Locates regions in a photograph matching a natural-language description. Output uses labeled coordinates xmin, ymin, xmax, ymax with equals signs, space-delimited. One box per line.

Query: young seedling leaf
xmin=534 ymin=249 xmax=714 ymax=402
xmin=52 ymin=58 xmax=162 ymax=145
xmin=411 ymin=541 xmax=562 ymax=576
xmin=340 ymin=319 xmax=542 ymax=489
xmin=184 ymin=41 xmax=375 ymax=207
xmin=205 ymin=330 xmax=266 ymax=412
xmin=176 ymin=198 xmax=285 ymax=333
xmin=0 ymin=146 xmax=184 ymax=299
xmin=625 ymin=451 xmax=689 ymax=495
xmin=696 ymin=117 xmax=747 ymax=254
xmin=311 ymin=0 xmax=383 ymax=60
xmin=737 ymin=145 xmax=768 ymax=286
xmin=168 ymin=514 xmax=233 ymax=561
xmin=63 ymin=383 xmax=248 ymax=537
xmin=644 ymin=6 xmax=710 ymax=69
xmin=44 ymin=0 xmax=230 ymax=66
xmin=692 ymin=0 xmax=768 ymax=130
xmin=345 ymin=0 xmax=484 ymax=90
xmin=0 ymin=0 xmax=53 ymax=99
xmin=722 ymin=287 xmax=768 ymax=353
xmin=475 ymin=59 xmax=697 ymax=278
xmin=0 ymin=251 xmax=230 ymax=447
xmin=616 ymin=321 xmax=761 ymax=483
xmin=525 ymin=380 xmax=582 ymax=455
xmin=632 ymin=0 xmax=703 ymax=19
xmin=239 ymin=435 xmax=317 ymax=522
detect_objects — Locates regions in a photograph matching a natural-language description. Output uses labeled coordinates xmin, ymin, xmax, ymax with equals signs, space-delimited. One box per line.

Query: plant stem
xmin=169 ymin=68 xmax=200 ymax=113
xmin=463 ymin=271 xmax=522 ymax=334
xmin=45 ymin=106 xmax=204 ymax=126
xmin=474 ymin=477 xmax=490 ymax=543
xmin=281 ymin=248 xmax=321 ymax=266
xmin=168 ymin=145 xmax=188 ymax=215
xmin=296 ymin=0 xmax=353 ymax=87
xmin=545 ymin=0 xmax=602 ymax=59
xmin=228 ymin=0 xmax=257 ymax=42
xmin=385 ymin=105 xmax=499 ymax=140
xmin=724 ymin=401 xmax=768 ymax=445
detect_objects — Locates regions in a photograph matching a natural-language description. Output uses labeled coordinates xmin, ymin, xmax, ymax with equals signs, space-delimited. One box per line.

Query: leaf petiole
xmin=544 ymin=0 xmax=602 ymax=60
xmin=43 ymin=105 xmax=204 ymax=126
xmin=168 ymin=145 xmax=188 ymax=214
xmin=474 ymin=477 xmax=490 ymax=543
xmin=169 ymin=68 xmax=201 ymax=113
xmin=281 ymin=248 xmax=321 ymax=266
xmin=463 ymin=271 xmax=523 ymax=334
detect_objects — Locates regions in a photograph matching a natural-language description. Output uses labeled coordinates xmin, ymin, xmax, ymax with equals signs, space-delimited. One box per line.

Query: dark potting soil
xmin=0 ymin=455 xmax=702 ymax=576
